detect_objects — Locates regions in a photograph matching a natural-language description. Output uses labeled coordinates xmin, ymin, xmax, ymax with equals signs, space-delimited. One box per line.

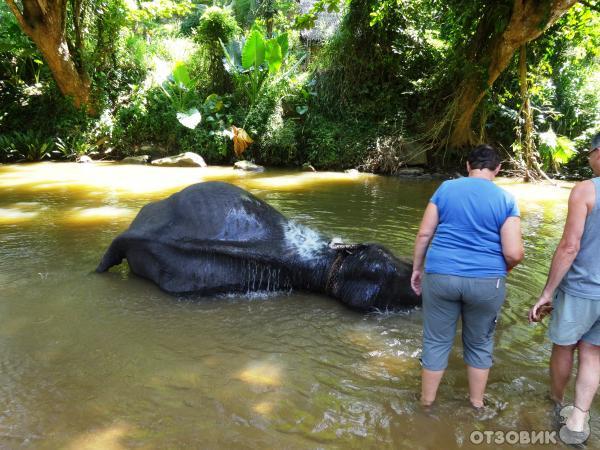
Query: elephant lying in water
xmin=96 ymin=181 xmax=421 ymax=311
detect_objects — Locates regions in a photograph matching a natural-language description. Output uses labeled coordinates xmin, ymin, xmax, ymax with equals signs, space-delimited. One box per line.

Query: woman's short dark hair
xmin=467 ymin=144 xmax=501 ymax=170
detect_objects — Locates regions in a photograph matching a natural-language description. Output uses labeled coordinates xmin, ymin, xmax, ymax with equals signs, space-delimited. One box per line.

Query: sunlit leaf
xmin=554 ymin=136 xmax=577 ymax=164
xmin=276 ymin=33 xmax=289 ymax=59
xmin=539 ymin=128 xmax=558 ymax=150
xmin=242 ymin=30 xmax=265 ymax=70
xmin=265 ymin=39 xmax=283 ymax=74
xmin=172 ymin=61 xmax=192 ymax=89
xmin=176 ymin=108 xmax=201 ymax=129
xmin=538 ymin=128 xmax=577 ymax=170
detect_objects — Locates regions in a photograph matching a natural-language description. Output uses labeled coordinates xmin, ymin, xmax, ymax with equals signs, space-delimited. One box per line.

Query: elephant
xmin=96 ymin=181 xmax=421 ymax=311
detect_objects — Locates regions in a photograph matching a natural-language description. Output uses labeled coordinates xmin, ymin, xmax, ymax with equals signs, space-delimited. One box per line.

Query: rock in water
xmin=151 ymin=152 xmax=207 ymax=167
xmin=234 ymin=160 xmax=265 ymax=172
xmin=121 ymin=155 xmax=149 ymax=165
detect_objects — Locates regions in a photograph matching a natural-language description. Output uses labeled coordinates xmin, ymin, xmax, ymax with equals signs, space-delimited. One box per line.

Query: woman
xmin=411 ymin=144 xmax=524 ymax=408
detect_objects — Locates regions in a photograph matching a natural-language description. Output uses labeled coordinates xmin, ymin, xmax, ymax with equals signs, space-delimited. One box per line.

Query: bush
xmin=112 ymin=86 xmax=183 ymax=156
xmin=0 ymin=130 xmax=54 ymax=162
xmin=300 ymin=114 xmax=370 ymax=170
xmin=259 ymin=114 xmax=300 ymax=166
xmin=192 ymin=6 xmax=240 ymax=94
xmin=180 ymin=4 xmax=206 ymax=36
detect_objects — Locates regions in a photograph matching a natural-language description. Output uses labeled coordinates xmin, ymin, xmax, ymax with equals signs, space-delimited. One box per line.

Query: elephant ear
xmin=337 ymin=279 xmax=381 ymax=311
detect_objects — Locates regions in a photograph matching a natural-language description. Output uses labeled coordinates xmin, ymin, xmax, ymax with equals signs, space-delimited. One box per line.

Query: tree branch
xmin=578 ymin=0 xmax=600 ymax=13
xmin=4 ymin=0 xmax=32 ymax=34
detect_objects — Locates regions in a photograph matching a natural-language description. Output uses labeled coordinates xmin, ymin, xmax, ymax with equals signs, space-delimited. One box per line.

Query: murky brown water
xmin=0 ymin=162 xmax=593 ymax=449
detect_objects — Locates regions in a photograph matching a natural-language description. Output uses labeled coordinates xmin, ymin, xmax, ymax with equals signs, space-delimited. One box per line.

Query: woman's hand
xmin=528 ymin=293 xmax=554 ymax=323
xmin=411 ymin=269 xmax=423 ymax=296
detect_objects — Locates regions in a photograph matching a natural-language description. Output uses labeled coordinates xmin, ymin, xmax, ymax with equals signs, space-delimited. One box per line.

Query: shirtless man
xmin=529 ymin=133 xmax=600 ymax=443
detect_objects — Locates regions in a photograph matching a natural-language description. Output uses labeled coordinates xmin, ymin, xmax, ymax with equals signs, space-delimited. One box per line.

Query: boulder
xmin=234 ymin=160 xmax=265 ymax=172
xmin=151 ymin=152 xmax=207 ymax=168
xmin=77 ymin=155 xmax=93 ymax=163
xmin=121 ymin=155 xmax=149 ymax=165
xmin=396 ymin=167 xmax=424 ymax=177
xmin=344 ymin=169 xmax=360 ymax=175
xmin=301 ymin=163 xmax=316 ymax=172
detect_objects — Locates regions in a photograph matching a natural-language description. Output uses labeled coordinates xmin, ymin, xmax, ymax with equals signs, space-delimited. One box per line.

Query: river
xmin=0 ymin=162 xmax=592 ymax=449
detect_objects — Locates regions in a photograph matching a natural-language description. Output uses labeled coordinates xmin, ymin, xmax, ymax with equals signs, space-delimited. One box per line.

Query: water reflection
xmin=0 ymin=162 xmax=592 ymax=448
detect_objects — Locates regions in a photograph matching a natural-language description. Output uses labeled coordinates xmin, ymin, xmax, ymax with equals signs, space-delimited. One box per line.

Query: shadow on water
xmin=0 ymin=162 xmax=591 ymax=448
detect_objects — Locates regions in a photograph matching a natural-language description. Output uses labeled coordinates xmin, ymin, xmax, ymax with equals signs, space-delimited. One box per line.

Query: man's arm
xmin=529 ymin=182 xmax=591 ymax=322
xmin=500 ymin=216 xmax=524 ymax=270
xmin=411 ymin=202 xmax=439 ymax=295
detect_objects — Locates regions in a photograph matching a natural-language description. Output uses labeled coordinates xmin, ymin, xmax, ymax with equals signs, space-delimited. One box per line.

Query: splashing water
xmin=283 ymin=221 xmax=327 ymax=260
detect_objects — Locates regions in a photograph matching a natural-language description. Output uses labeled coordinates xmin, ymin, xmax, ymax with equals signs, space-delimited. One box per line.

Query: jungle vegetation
xmin=1 ymin=0 xmax=599 ymax=178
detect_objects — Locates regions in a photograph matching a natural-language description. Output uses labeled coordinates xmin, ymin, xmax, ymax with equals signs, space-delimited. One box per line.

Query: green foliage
xmin=294 ymin=0 xmax=346 ymax=29
xmin=2 ymin=0 xmax=598 ymax=174
xmin=196 ymin=6 xmax=240 ymax=44
xmin=129 ymin=0 xmax=193 ymax=31
xmin=260 ymin=118 xmax=299 ymax=165
xmin=55 ymin=136 xmax=95 ymax=159
xmin=300 ymin=114 xmax=370 ymax=169
xmin=538 ymin=128 xmax=578 ymax=171
xmin=0 ymin=131 xmax=54 ymax=162
xmin=112 ymin=81 xmax=236 ymax=162
xmin=223 ymin=26 xmax=293 ymax=106
xmin=231 ymin=0 xmax=256 ymax=27
xmin=311 ymin=0 xmax=436 ymax=122
xmin=192 ymin=6 xmax=240 ymax=93
xmin=180 ymin=4 xmax=207 ymax=36
xmin=242 ymin=29 xmax=267 ymax=68
xmin=158 ymin=61 xmax=198 ymax=112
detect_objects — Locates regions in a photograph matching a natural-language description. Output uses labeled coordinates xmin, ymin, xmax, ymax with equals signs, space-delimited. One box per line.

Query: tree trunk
xmin=5 ymin=0 xmax=94 ymax=113
xmin=519 ymin=44 xmax=534 ymax=181
xmin=448 ymin=0 xmax=577 ymax=148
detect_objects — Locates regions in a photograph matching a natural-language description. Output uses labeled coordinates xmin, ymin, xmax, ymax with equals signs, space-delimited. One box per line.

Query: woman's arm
xmin=411 ymin=202 xmax=439 ymax=295
xmin=500 ymin=216 xmax=524 ymax=271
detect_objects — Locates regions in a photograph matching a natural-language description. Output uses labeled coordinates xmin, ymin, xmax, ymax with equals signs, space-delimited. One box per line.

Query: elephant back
xmin=129 ymin=181 xmax=287 ymax=244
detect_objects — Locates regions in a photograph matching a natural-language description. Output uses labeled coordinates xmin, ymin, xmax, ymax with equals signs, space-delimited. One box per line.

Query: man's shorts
xmin=549 ymin=289 xmax=600 ymax=346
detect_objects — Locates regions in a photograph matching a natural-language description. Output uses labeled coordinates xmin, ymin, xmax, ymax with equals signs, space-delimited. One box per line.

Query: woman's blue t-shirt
xmin=424 ymin=177 xmax=520 ymax=277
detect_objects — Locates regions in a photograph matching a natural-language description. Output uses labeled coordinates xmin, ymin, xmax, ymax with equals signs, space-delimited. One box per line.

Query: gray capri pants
xmin=421 ymin=273 xmax=506 ymax=371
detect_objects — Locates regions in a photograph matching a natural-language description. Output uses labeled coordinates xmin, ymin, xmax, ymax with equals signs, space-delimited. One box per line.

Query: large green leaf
xmin=276 ymin=32 xmax=289 ymax=59
xmin=554 ymin=136 xmax=577 ymax=164
xmin=242 ymin=30 xmax=265 ymax=70
xmin=172 ymin=61 xmax=192 ymax=89
xmin=265 ymin=39 xmax=283 ymax=74
xmin=538 ymin=128 xmax=577 ymax=169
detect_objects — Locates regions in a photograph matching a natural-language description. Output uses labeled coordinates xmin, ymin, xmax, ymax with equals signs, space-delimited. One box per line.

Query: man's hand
xmin=528 ymin=294 xmax=554 ymax=323
xmin=411 ymin=269 xmax=423 ymax=296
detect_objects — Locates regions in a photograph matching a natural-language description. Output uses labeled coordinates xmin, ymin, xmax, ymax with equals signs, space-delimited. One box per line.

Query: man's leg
xmin=550 ymin=343 xmax=576 ymax=405
xmin=566 ymin=341 xmax=600 ymax=432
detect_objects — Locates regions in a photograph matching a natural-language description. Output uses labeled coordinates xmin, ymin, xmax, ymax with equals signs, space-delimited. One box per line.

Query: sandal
xmin=559 ymin=405 xmax=590 ymax=445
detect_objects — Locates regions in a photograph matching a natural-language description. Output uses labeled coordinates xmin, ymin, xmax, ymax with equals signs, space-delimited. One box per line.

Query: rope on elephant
xmin=325 ymin=251 xmax=346 ymax=294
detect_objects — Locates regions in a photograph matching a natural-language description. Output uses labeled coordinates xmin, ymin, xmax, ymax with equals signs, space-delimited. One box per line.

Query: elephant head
xmin=328 ymin=244 xmax=421 ymax=311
